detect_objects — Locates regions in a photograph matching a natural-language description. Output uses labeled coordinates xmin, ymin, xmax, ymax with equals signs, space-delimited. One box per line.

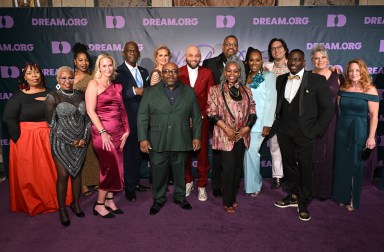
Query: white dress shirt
xmin=187 ymin=65 xmax=198 ymax=88
xmin=284 ymin=68 xmax=304 ymax=103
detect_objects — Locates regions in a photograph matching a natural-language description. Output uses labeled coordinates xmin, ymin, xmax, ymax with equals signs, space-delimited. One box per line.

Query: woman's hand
xmin=72 ymin=139 xmax=87 ymax=148
xmin=101 ymin=132 xmax=114 ymax=151
xmin=234 ymin=126 xmax=250 ymax=142
xmin=224 ymin=127 xmax=237 ymax=142
xmin=366 ymin=137 xmax=376 ymax=149
xmin=119 ymin=132 xmax=129 ymax=150
xmin=261 ymin=127 xmax=271 ymax=137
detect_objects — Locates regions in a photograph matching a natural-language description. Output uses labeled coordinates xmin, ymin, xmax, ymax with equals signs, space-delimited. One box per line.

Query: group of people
xmin=2 ymin=35 xmax=379 ymax=224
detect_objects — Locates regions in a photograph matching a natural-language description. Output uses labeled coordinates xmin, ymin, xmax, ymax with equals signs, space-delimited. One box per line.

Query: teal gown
xmin=332 ymin=90 xmax=379 ymax=208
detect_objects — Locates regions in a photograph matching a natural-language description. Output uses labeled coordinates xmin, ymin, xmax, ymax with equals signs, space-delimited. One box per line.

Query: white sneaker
xmin=186 ymin=182 xmax=193 ymax=197
xmin=198 ymin=187 xmax=207 ymax=201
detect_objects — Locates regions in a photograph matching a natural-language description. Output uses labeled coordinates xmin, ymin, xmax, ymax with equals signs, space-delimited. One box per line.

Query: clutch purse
xmin=361 ymin=147 xmax=373 ymax=161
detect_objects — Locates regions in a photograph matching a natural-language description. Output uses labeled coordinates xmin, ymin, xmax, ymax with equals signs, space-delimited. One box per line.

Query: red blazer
xmin=178 ymin=65 xmax=214 ymax=117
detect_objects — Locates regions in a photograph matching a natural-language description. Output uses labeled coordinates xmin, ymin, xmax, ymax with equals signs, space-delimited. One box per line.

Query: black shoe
xmin=69 ymin=202 xmax=85 ymax=218
xmin=213 ymin=189 xmax=222 ymax=198
xmin=274 ymin=194 xmax=298 ymax=208
xmin=149 ymin=201 xmax=164 ymax=215
xmin=271 ymin=178 xmax=282 ymax=189
xmin=136 ymin=184 xmax=150 ymax=192
xmin=298 ymin=209 xmax=311 ymax=221
xmin=105 ymin=197 xmax=124 ymax=214
xmin=125 ymin=190 xmax=136 ymax=202
xmin=59 ymin=208 xmax=70 ymax=226
xmin=93 ymin=202 xmax=115 ymax=218
xmin=173 ymin=199 xmax=192 ymax=210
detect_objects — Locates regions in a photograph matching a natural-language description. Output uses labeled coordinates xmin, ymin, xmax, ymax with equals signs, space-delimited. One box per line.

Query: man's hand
xmin=134 ymin=87 xmax=144 ymax=96
xmin=192 ymin=139 xmax=201 ymax=151
xmin=140 ymin=140 xmax=152 ymax=153
xmin=261 ymin=126 xmax=271 ymax=137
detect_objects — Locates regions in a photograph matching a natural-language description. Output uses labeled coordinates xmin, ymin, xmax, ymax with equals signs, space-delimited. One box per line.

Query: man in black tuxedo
xmin=202 ymin=35 xmax=239 ymax=198
xmin=115 ymin=41 xmax=150 ymax=202
xmin=270 ymin=49 xmax=333 ymax=221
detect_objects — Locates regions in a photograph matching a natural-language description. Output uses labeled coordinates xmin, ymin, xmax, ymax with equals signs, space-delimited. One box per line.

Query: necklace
xmin=59 ymin=88 xmax=74 ymax=97
xmin=228 ymin=87 xmax=240 ymax=97
xmin=249 ymin=72 xmax=265 ymax=89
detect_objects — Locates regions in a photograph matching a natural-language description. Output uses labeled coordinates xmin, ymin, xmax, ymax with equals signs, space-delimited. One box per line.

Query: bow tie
xmin=288 ymin=75 xmax=300 ymax=80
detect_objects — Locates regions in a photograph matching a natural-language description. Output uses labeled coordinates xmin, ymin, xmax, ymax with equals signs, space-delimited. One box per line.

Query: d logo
xmin=216 ymin=15 xmax=235 ymax=28
xmin=327 ymin=14 xmax=347 ymax=27
xmin=51 ymin=41 xmax=71 ymax=54
xmin=0 ymin=66 xmax=19 ymax=78
xmin=380 ymin=40 xmax=384 ymax=52
xmin=0 ymin=16 xmax=14 ymax=28
xmin=106 ymin=16 xmax=125 ymax=29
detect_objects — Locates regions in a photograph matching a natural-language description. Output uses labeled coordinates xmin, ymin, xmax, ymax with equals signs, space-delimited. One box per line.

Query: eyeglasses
xmin=271 ymin=45 xmax=284 ymax=51
xmin=162 ymin=69 xmax=179 ymax=74
xmin=287 ymin=58 xmax=302 ymax=62
xmin=60 ymin=77 xmax=75 ymax=82
xmin=224 ymin=43 xmax=238 ymax=48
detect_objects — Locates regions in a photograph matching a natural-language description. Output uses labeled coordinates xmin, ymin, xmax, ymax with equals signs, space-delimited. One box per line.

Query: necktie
xmin=288 ymin=75 xmax=300 ymax=80
xmin=133 ymin=68 xmax=143 ymax=87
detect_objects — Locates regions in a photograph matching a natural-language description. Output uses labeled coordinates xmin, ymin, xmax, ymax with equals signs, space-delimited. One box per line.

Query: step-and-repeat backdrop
xmin=0 ymin=6 xmax=383 ymax=178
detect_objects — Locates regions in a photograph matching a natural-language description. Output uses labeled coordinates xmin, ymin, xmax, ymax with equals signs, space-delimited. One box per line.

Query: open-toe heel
xmin=93 ymin=202 xmax=115 ymax=218
xmin=105 ymin=197 xmax=124 ymax=214
xmin=224 ymin=206 xmax=235 ymax=214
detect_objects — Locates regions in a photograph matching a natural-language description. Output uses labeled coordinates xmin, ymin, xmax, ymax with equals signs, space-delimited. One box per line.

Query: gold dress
xmin=74 ymin=74 xmax=100 ymax=189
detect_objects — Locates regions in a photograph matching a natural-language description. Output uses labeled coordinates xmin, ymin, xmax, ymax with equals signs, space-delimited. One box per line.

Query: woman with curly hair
xmin=333 ymin=59 xmax=379 ymax=211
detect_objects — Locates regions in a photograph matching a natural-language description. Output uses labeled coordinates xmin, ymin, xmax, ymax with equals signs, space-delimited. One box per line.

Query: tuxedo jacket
xmin=137 ymin=81 xmax=202 ymax=152
xmin=270 ymin=71 xmax=333 ymax=140
xmin=115 ymin=63 xmax=149 ymax=133
xmin=202 ymin=53 xmax=227 ymax=85
xmin=178 ymin=65 xmax=214 ymax=117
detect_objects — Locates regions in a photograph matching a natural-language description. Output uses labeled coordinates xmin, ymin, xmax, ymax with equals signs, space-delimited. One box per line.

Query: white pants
xmin=270 ymin=134 xmax=284 ymax=178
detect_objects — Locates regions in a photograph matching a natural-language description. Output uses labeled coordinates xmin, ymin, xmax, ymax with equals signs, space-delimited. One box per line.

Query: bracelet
xmin=98 ymin=128 xmax=106 ymax=134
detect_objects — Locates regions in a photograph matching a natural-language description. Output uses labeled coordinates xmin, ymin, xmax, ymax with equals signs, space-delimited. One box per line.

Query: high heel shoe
xmin=105 ymin=197 xmax=124 ymax=214
xmin=59 ymin=208 xmax=70 ymax=226
xmin=93 ymin=202 xmax=115 ymax=218
xmin=70 ymin=202 xmax=85 ymax=218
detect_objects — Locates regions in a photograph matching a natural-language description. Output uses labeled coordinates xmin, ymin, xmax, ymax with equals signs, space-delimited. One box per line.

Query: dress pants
xmin=244 ymin=132 xmax=264 ymax=193
xmin=277 ymin=131 xmax=315 ymax=209
xmin=149 ymin=150 xmax=189 ymax=204
xmin=211 ymin=150 xmax=221 ymax=191
xmin=123 ymin=131 xmax=142 ymax=192
xmin=185 ymin=118 xmax=210 ymax=188
xmin=270 ymin=134 xmax=284 ymax=179
xmin=221 ymin=141 xmax=246 ymax=207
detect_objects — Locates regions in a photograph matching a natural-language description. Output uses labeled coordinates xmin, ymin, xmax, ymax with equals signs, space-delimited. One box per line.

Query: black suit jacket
xmin=115 ymin=63 xmax=150 ymax=133
xmin=270 ymin=71 xmax=333 ymax=140
xmin=202 ymin=53 xmax=227 ymax=85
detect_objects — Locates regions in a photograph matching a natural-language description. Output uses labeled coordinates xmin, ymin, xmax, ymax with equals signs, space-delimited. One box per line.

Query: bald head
xmin=123 ymin=41 xmax=140 ymax=67
xmin=162 ymin=62 xmax=179 ymax=88
xmin=185 ymin=45 xmax=201 ymax=69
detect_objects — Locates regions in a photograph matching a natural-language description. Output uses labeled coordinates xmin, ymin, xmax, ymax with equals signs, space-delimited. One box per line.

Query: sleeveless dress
xmin=91 ymin=83 xmax=129 ymax=191
xmin=74 ymin=75 xmax=100 ymax=188
xmin=332 ymin=90 xmax=379 ymax=208
xmin=312 ymin=71 xmax=343 ymax=199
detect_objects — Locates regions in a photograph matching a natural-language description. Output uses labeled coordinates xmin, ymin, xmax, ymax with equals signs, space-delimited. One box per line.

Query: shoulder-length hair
xmin=92 ymin=54 xmax=117 ymax=80
xmin=340 ymin=58 xmax=372 ymax=92
xmin=18 ymin=62 xmax=46 ymax=91
xmin=267 ymin=38 xmax=289 ymax=62
xmin=154 ymin=45 xmax=172 ymax=67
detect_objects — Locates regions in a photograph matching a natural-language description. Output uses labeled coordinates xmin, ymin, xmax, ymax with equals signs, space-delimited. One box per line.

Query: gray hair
xmin=310 ymin=44 xmax=330 ymax=63
xmin=220 ymin=55 xmax=246 ymax=85
xmin=56 ymin=66 xmax=73 ymax=81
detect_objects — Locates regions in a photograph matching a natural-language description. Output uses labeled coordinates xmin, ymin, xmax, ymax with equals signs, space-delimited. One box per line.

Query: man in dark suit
xmin=138 ymin=62 xmax=202 ymax=215
xmin=202 ymin=35 xmax=239 ymax=198
xmin=115 ymin=41 xmax=150 ymax=202
xmin=270 ymin=49 xmax=333 ymax=221
xmin=179 ymin=45 xmax=214 ymax=201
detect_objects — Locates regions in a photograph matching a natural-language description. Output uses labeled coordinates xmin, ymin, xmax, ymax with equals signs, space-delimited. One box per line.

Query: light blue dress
xmin=244 ymin=71 xmax=277 ymax=193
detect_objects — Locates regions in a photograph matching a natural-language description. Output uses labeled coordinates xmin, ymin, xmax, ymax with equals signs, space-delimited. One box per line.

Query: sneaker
xmin=198 ymin=187 xmax=207 ymax=201
xmin=298 ymin=210 xmax=311 ymax=221
xmin=185 ymin=182 xmax=193 ymax=197
xmin=274 ymin=194 xmax=298 ymax=208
